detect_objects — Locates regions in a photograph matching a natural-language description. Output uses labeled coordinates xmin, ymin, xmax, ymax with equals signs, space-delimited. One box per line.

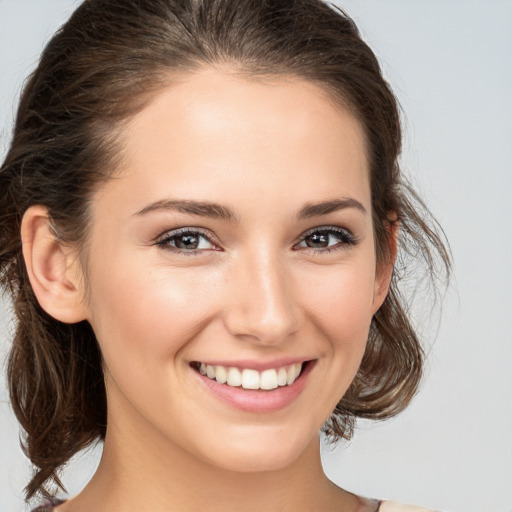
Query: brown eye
xmin=296 ymin=227 xmax=356 ymax=252
xmin=156 ymin=229 xmax=217 ymax=253
xmin=304 ymin=232 xmax=330 ymax=248
xmin=174 ymin=233 xmax=200 ymax=249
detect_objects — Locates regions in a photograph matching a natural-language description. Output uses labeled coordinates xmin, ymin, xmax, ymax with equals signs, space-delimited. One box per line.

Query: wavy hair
xmin=0 ymin=0 xmax=450 ymax=499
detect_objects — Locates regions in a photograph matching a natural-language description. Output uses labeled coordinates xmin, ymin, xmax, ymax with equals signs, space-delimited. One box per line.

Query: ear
xmin=21 ymin=205 xmax=88 ymax=323
xmin=371 ymin=217 xmax=398 ymax=315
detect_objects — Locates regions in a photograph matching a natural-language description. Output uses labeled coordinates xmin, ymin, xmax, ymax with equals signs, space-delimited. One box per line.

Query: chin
xmin=193 ymin=426 xmax=315 ymax=474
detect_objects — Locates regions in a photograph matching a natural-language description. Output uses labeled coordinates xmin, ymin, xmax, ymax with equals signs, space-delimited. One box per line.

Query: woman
xmin=0 ymin=0 xmax=450 ymax=510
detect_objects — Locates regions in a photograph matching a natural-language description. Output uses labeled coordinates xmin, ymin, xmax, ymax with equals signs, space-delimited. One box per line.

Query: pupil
xmin=307 ymin=233 xmax=328 ymax=248
xmin=177 ymin=234 xmax=198 ymax=249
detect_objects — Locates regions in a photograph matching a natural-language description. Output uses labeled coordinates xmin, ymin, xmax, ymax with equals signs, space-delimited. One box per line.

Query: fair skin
xmin=22 ymin=68 xmax=394 ymax=512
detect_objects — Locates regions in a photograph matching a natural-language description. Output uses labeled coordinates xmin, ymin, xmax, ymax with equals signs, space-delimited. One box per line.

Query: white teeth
xmin=286 ymin=365 xmax=295 ymax=385
xmin=260 ymin=369 xmax=278 ymax=390
xmin=241 ymin=369 xmax=260 ymax=390
xmin=227 ymin=367 xmax=242 ymax=387
xmin=198 ymin=362 xmax=304 ymax=390
xmin=277 ymin=367 xmax=288 ymax=386
xmin=215 ymin=365 xmax=227 ymax=384
xmin=206 ymin=365 xmax=216 ymax=379
xmin=287 ymin=363 xmax=302 ymax=385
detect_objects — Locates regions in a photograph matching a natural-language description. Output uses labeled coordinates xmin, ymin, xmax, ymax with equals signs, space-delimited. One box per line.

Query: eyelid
xmin=155 ymin=227 xmax=221 ymax=251
xmin=293 ymin=225 xmax=358 ymax=252
xmin=153 ymin=224 xmax=357 ymax=255
xmin=298 ymin=225 xmax=353 ymax=238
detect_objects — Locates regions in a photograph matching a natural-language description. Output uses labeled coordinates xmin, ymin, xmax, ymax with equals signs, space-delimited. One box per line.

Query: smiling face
xmin=80 ymin=68 xmax=391 ymax=473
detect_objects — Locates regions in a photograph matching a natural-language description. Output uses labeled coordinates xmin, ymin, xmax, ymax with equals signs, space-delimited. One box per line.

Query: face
xmin=81 ymin=68 xmax=390 ymax=472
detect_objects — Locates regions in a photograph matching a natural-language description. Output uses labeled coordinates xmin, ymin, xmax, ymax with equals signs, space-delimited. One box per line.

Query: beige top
xmin=356 ymin=496 xmax=440 ymax=512
xmin=380 ymin=501 xmax=439 ymax=512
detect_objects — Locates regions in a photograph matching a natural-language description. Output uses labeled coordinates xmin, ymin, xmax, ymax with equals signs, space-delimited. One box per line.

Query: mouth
xmin=191 ymin=359 xmax=316 ymax=413
xmin=190 ymin=360 xmax=311 ymax=391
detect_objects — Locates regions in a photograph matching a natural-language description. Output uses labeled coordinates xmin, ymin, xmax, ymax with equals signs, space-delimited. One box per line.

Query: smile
xmin=191 ymin=360 xmax=315 ymax=413
xmin=195 ymin=362 xmax=303 ymax=390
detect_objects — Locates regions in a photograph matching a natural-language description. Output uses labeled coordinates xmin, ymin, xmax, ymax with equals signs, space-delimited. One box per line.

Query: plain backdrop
xmin=1 ymin=1 xmax=511 ymax=511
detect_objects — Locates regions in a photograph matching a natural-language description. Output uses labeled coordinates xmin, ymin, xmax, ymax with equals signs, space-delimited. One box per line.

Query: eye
xmin=295 ymin=226 xmax=357 ymax=253
xmin=156 ymin=228 xmax=219 ymax=254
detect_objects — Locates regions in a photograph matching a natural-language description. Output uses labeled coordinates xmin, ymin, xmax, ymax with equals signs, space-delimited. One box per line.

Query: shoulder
xmin=379 ymin=500 xmax=441 ymax=512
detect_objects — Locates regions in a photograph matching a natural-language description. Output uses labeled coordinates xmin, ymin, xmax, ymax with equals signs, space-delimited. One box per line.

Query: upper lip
xmin=191 ymin=358 xmax=313 ymax=372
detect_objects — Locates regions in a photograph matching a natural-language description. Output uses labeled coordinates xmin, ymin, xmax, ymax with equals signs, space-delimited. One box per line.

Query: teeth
xmin=287 ymin=363 xmax=302 ymax=385
xmin=277 ymin=367 xmax=288 ymax=386
xmin=199 ymin=362 xmax=304 ymax=390
xmin=227 ymin=367 xmax=242 ymax=387
xmin=260 ymin=369 xmax=278 ymax=390
xmin=215 ymin=365 xmax=227 ymax=384
xmin=206 ymin=365 xmax=216 ymax=379
xmin=242 ymin=369 xmax=260 ymax=389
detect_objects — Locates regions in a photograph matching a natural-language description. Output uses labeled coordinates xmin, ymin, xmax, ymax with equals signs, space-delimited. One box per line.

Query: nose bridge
xmin=224 ymin=246 xmax=300 ymax=344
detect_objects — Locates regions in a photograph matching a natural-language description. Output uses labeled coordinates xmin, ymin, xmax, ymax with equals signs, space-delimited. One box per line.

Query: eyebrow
xmin=134 ymin=199 xmax=237 ymax=222
xmin=296 ymin=198 xmax=367 ymax=219
xmin=134 ymin=197 xmax=366 ymax=221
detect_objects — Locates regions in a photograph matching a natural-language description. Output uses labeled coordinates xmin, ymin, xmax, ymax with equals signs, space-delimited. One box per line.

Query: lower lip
xmin=193 ymin=361 xmax=316 ymax=414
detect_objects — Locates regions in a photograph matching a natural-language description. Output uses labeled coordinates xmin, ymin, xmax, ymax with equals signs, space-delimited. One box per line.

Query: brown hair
xmin=0 ymin=0 xmax=450 ymax=500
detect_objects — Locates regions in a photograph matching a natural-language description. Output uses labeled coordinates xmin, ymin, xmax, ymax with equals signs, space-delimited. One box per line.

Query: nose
xmin=222 ymin=249 xmax=302 ymax=345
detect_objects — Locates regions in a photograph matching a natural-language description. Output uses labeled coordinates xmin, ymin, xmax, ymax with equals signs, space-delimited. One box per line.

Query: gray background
xmin=1 ymin=1 xmax=511 ymax=511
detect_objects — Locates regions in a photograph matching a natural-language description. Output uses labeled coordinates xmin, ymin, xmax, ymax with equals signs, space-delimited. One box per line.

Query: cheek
xmin=298 ymin=260 xmax=376 ymax=345
xmin=290 ymin=260 xmax=377 ymax=417
xmin=87 ymin=252 xmax=222 ymax=372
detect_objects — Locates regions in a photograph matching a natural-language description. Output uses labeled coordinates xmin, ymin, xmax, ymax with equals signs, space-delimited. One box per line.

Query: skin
xmin=22 ymin=68 xmax=393 ymax=512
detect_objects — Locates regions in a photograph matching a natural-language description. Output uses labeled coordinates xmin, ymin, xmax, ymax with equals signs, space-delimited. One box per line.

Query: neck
xmin=66 ymin=411 xmax=356 ymax=512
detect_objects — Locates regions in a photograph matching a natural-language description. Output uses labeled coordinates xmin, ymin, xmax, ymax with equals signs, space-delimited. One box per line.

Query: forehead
xmin=101 ymin=68 xmax=370 ymax=216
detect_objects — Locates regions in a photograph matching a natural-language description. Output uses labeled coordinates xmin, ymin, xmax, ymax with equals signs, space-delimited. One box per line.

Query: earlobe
xmin=371 ymin=218 xmax=399 ymax=314
xmin=21 ymin=205 xmax=88 ymax=323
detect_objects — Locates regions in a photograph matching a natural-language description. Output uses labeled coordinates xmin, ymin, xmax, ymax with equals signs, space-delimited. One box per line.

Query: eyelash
xmin=155 ymin=226 xmax=358 ymax=256
xmin=295 ymin=226 xmax=357 ymax=253
xmin=155 ymin=228 xmax=218 ymax=257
